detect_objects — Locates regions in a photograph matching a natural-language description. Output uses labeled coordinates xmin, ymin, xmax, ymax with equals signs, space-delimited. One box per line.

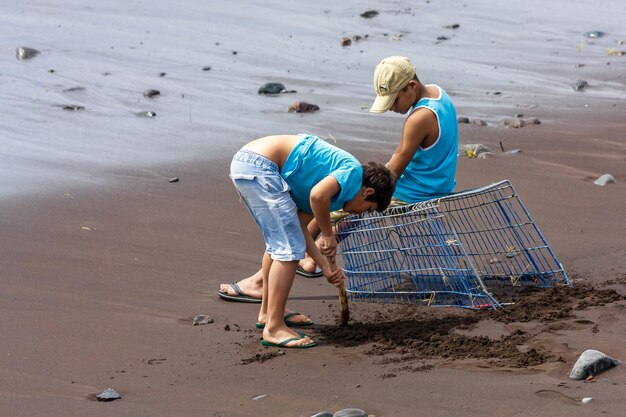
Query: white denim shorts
xmin=230 ymin=149 xmax=305 ymax=261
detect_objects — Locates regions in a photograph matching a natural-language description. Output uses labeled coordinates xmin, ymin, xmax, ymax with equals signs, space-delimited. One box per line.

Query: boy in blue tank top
xmin=370 ymin=56 xmax=458 ymax=203
xmin=225 ymin=134 xmax=395 ymax=348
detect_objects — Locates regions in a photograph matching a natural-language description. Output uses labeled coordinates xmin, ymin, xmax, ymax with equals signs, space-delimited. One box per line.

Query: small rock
xmin=341 ymin=37 xmax=352 ymax=46
xmin=457 ymin=116 xmax=470 ymax=124
xmin=159 ymin=72 xmax=167 ymax=77
xmin=500 ymin=119 xmax=526 ymax=128
xmin=202 ymin=66 xmax=212 ymax=71
xmin=333 ymin=409 xmax=367 ymax=417
xmin=515 ymin=113 xmax=524 ymax=118
xmin=16 ymin=47 xmax=40 ymax=60
xmin=444 ymin=24 xmax=460 ymax=29
xmin=360 ymin=10 xmax=379 ymax=19
xmin=311 ymin=413 xmax=333 ymax=417
xmin=573 ymin=80 xmax=588 ymax=91
xmin=461 ymin=144 xmax=492 ymax=158
xmin=48 ymin=69 xmax=55 ymax=73
xmin=525 ymin=118 xmax=541 ymax=125
xmin=584 ymin=31 xmax=605 ymax=39
xmin=593 ymin=174 xmax=616 ymax=186
xmin=288 ymin=101 xmax=319 ymax=113
xmin=192 ymin=314 xmax=214 ymax=325
xmin=96 ymin=388 xmax=121 ymax=402
xmin=581 ymin=397 xmax=593 ymax=404
xmin=470 ymin=119 xmax=487 ymax=126
xmin=436 ymin=36 xmax=449 ymax=41
xmin=136 ymin=111 xmax=157 ymax=118
xmin=62 ymin=105 xmax=85 ymax=111
xmin=569 ymin=349 xmax=620 ymax=380
xmin=503 ymin=149 xmax=522 ymax=155
xmin=143 ymin=89 xmax=160 ymax=98
xmin=258 ymin=82 xmax=294 ymax=95
xmin=168 ymin=177 xmax=180 ymax=183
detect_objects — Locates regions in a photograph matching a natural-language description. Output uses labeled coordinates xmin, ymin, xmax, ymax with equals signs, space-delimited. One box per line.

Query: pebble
xmin=192 ymin=314 xmax=214 ymax=325
xmin=16 ymin=47 xmax=40 ymax=60
xmin=143 ymin=89 xmax=160 ymax=98
xmin=457 ymin=116 xmax=470 ymax=124
xmin=136 ymin=111 xmax=157 ymax=118
xmin=593 ymin=174 xmax=616 ymax=186
xmin=584 ymin=31 xmax=605 ymax=38
xmin=258 ymin=82 xmax=296 ymax=95
xmin=581 ymin=397 xmax=593 ymax=404
xmin=333 ymin=409 xmax=368 ymax=417
xmin=168 ymin=177 xmax=180 ymax=183
xmin=311 ymin=413 xmax=333 ymax=417
xmin=360 ymin=10 xmax=379 ymax=18
xmin=62 ymin=105 xmax=85 ymax=111
xmin=500 ymin=119 xmax=526 ymax=128
xmin=341 ymin=37 xmax=352 ymax=46
xmin=461 ymin=143 xmax=492 ymax=158
xmin=573 ymin=80 xmax=588 ymax=91
xmin=569 ymin=349 xmax=621 ymax=379
xmin=444 ymin=24 xmax=460 ymax=29
xmin=288 ymin=101 xmax=319 ymax=113
xmin=470 ymin=119 xmax=487 ymax=126
xmin=202 ymin=66 xmax=212 ymax=71
xmin=96 ymin=388 xmax=121 ymax=402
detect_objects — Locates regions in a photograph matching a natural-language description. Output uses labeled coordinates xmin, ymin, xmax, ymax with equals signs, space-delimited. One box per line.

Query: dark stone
xmin=202 ymin=66 xmax=212 ymax=71
xmin=311 ymin=413 xmax=333 ymax=417
xmin=159 ymin=72 xmax=167 ymax=77
xmin=48 ymin=69 xmax=55 ymax=73
xmin=360 ymin=10 xmax=378 ymax=18
xmin=457 ymin=116 xmax=470 ymax=124
xmin=437 ymin=36 xmax=449 ymax=41
xmin=62 ymin=105 xmax=85 ymax=111
xmin=444 ymin=24 xmax=460 ymax=29
xmin=136 ymin=111 xmax=157 ymax=118
xmin=192 ymin=314 xmax=213 ymax=325
xmin=168 ymin=177 xmax=180 ymax=183
xmin=584 ymin=31 xmax=605 ymax=38
xmin=573 ymin=80 xmax=588 ymax=91
xmin=288 ymin=101 xmax=320 ymax=113
xmin=16 ymin=47 xmax=39 ymax=60
xmin=143 ymin=89 xmax=160 ymax=98
xmin=341 ymin=37 xmax=352 ymax=46
xmin=258 ymin=82 xmax=290 ymax=95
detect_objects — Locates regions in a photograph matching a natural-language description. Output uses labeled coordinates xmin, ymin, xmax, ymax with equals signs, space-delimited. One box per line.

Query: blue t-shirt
xmin=281 ymin=134 xmax=363 ymax=214
xmin=393 ymin=85 xmax=458 ymax=203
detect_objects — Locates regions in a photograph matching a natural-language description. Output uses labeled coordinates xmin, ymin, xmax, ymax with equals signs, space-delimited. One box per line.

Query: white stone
xmin=594 ymin=174 xmax=616 ymax=186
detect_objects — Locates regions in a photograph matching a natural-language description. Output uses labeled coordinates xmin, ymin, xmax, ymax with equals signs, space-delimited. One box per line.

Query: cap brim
xmin=369 ymin=93 xmax=397 ymax=113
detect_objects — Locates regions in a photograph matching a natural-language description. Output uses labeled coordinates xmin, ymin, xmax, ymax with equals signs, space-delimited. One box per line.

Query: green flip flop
xmin=261 ymin=335 xmax=317 ymax=349
xmin=256 ymin=312 xmax=314 ymax=329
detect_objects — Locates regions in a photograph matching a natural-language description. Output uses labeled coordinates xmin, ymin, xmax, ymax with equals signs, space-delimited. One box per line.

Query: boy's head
xmin=370 ymin=56 xmax=419 ymax=113
xmin=343 ymin=162 xmax=396 ymax=214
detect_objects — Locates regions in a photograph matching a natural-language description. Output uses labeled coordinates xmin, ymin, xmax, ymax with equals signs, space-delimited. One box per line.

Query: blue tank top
xmin=281 ymin=134 xmax=363 ymax=214
xmin=393 ymin=85 xmax=458 ymax=203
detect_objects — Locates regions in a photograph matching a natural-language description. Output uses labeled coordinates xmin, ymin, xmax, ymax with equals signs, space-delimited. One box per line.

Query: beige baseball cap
xmin=370 ymin=56 xmax=416 ymax=113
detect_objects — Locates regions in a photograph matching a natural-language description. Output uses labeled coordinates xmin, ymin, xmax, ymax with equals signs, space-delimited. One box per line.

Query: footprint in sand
xmin=535 ymin=389 xmax=579 ymax=405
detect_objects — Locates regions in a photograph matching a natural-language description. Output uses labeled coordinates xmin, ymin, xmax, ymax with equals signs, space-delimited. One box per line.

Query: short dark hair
xmin=362 ymin=161 xmax=396 ymax=211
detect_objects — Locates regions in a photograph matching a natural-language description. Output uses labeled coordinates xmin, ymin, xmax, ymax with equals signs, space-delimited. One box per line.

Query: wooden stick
xmin=328 ymin=256 xmax=349 ymax=326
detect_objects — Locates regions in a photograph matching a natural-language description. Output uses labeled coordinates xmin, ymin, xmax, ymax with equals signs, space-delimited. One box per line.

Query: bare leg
xmin=262 ymin=257 xmax=314 ymax=347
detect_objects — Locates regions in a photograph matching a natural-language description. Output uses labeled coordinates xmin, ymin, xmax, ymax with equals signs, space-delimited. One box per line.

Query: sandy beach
xmin=1 ymin=1 xmax=625 ymax=416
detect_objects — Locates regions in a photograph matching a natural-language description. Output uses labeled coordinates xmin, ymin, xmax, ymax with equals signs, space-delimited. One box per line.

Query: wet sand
xmin=2 ymin=1 xmax=626 ymax=416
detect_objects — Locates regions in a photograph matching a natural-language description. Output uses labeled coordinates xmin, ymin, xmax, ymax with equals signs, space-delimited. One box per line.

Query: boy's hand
xmin=318 ymin=234 xmax=338 ymax=257
xmin=322 ymin=263 xmax=345 ymax=287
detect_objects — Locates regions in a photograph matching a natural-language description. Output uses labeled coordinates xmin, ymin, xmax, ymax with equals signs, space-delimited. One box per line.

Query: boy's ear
xmin=362 ymin=187 xmax=375 ymax=197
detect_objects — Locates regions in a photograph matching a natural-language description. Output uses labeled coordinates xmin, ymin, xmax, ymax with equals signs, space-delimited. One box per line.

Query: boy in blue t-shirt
xmin=226 ymin=134 xmax=395 ymax=348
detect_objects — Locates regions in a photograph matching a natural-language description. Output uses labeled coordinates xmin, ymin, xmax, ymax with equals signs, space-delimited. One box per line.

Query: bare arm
xmin=298 ymin=211 xmax=344 ymax=286
xmin=386 ymin=108 xmax=439 ymax=179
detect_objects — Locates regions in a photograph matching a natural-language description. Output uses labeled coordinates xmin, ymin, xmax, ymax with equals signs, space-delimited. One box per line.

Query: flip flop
xmin=217 ymin=282 xmax=262 ymax=303
xmin=261 ymin=335 xmax=317 ymax=349
xmin=296 ymin=265 xmax=323 ymax=278
xmin=255 ymin=312 xmax=314 ymax=329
